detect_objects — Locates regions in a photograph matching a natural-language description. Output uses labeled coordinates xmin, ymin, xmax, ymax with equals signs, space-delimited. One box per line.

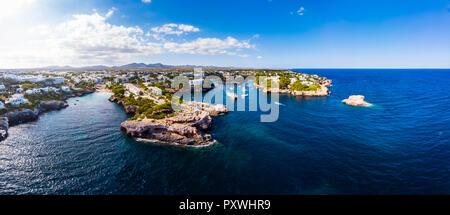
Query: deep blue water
xmin=0 ymin=69 xmax=449 ymax=194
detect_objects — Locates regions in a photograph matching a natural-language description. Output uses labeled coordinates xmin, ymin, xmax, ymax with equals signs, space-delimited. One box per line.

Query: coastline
xmin=135 ymin=138 xmax=218 ymax=148
xmin=0 ymin=88 xmax=95 ymax=141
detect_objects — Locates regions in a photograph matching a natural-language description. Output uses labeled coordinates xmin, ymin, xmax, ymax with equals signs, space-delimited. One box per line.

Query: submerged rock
xmin=342 ymin=95 xmax=372 ymax=107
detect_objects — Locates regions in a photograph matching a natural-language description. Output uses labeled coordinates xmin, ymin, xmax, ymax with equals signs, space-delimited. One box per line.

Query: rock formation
xmin=37 ymin=100 xmax=69 ymax=113
xmin=4 ymin=109 xmax=39 ymax=126
xmin=0 ymin=117 xmax=9 ymax=141
xmin=342 ymin=95 xmax=372 ymax=106
xmin=120 ymin=101 xmax=227 ymax=146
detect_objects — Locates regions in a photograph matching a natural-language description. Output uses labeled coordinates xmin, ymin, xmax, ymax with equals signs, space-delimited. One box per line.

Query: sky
xmin=0 ymin=0 xmax=449 ymax=69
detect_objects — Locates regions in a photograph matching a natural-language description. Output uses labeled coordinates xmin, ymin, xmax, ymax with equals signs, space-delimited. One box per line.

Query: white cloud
xmin=297 ymin=7 xmax=305 ymax=16
xmin=151 ymin=23 xmax=200 ymax=36
xmin=163 ymin=36 xmax=252 ymax=55
xmin=257 ymin=56 xmax=263 ymax=59
xmin=141 ymin=0 xmax=152 ymax=3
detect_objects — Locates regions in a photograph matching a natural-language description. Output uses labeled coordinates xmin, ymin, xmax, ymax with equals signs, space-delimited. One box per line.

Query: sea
xmin=0 ymin=69 xmax=449 ymax=194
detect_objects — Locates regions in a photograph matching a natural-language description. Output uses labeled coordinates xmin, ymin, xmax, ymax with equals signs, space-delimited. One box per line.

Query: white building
xmin=6 ymin=94 xmax=28 ymax=106
xmin=0 ymin=84 xmax=5 ymax=90
xmin=49 ymin=87 xmax=59 ymax=92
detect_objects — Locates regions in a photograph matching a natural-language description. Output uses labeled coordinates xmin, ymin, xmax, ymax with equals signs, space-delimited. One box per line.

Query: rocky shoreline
xmin=0 ymin=89 xmax=95 ymax=141
xmin=258 ymin=79 xmax=332 ymax=96
xmin=109 ymin=95 xmax=227 ymax=147
xmin=342 ymin=95 xmax=372 ymax=107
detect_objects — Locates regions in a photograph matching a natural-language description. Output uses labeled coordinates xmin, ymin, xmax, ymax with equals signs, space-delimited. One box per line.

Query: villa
xmin=41 ymin=87 xmax=49 ymax=93
xmin=6 ymin=94 xmax=28 ymax=106
xmin=290 ymin=77 xmax=297 ymax=84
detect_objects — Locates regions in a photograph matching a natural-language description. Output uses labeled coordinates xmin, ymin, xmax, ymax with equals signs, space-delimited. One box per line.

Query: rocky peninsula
xmin=342 ymin=95 xmax=372 ymax=106
xmin=109 ymin=90 xmax=228 ymax=147
xmin=262 ymin=79 xmax=332 ymax=96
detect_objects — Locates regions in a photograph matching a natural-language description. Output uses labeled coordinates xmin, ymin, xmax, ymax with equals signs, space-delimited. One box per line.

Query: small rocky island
xmin=342 ymin=95 xmax=372 ymax=106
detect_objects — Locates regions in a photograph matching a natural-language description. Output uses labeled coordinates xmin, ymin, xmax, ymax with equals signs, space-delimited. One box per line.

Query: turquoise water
xmin=0 ymin=69 xmax=449 ymax=194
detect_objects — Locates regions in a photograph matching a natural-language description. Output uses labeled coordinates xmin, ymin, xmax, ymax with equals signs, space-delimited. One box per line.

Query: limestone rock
xmin=5 ymin=109 xmax=39 ymax=126
xmin=0 ymin=117 xmax=9 ymax=141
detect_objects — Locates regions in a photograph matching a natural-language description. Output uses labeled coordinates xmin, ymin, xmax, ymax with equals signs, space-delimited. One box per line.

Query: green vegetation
xmin=290 ymin=80 xmax=320 ymax=91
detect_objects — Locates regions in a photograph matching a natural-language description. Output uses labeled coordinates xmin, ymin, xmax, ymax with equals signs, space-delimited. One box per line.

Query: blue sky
xmin=0 ymin=0 xmax=449 ymax=68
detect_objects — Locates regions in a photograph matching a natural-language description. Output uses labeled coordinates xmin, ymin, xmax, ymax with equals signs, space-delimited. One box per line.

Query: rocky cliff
xmin=120 ymin=101 xmax=227 ymax=147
